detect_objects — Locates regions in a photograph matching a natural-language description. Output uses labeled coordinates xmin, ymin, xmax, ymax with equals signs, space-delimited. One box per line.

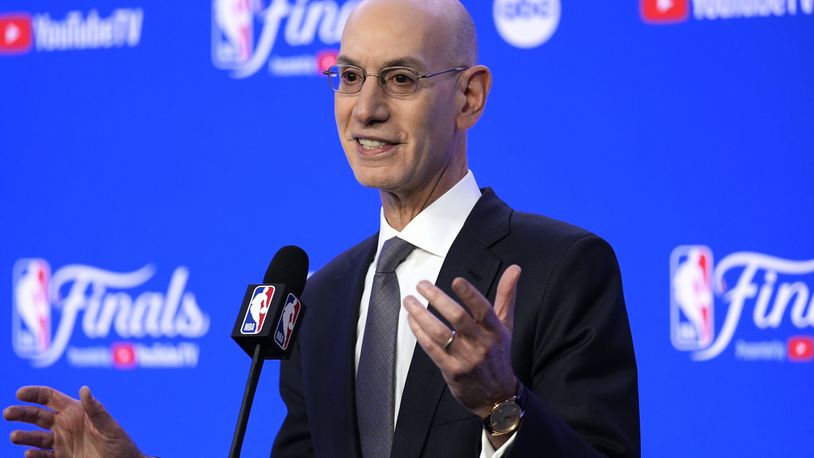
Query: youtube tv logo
xmin=788 ymin=336 xmax=814 ymax=362
xmin=112 ymin=342 xmax=138 ymax=369
xmin=0 ymin=13 xmax=32 ymax=54
xmin=316 ymin=49 xmax=338 ymax=74
xmin=641 ymin=0 xmax=689 ymax=23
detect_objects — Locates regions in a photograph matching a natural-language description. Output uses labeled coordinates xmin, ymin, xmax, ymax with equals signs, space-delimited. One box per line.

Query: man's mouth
xmin=357 ymin=138 xmax=393 ymax=149
xmin=354 ymin=137 xmax=397 ymax=155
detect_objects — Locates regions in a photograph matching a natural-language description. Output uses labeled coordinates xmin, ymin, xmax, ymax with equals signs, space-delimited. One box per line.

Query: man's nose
xmin=352 ymin=76 xmax=390 ymax=126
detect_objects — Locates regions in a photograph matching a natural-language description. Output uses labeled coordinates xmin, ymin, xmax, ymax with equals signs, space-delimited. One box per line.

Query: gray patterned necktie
xmin=356 ymin=237 xmax=416 ymax=458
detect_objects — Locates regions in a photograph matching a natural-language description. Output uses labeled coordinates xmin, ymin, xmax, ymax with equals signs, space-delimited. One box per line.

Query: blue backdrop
xmin=2 ymin=1 xmax=813 ymax=456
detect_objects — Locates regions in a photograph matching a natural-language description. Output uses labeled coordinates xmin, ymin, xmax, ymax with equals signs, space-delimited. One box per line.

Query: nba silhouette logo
xmin=274 ymin=294 xmax=301 ymax=350
xmin=241 ymin=285 xmax=276 ymax=335
xmin=211 ymin=0 xmax=259 ymax=69
xmin=12 ymin=259 xmax=52 ymax=359
xmin=670 ymin=246 xmax=715 ymax=350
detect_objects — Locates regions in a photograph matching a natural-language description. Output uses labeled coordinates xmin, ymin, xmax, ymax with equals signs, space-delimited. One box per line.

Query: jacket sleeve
xmin=271 ymin=338 xmax=315 ymax=457
xmin=508 ymin=235 xmax=640 ymax=458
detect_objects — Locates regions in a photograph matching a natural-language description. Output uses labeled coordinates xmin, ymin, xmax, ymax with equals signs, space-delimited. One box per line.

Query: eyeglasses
xmin=323 ymin=64 xmax=467 ymax=96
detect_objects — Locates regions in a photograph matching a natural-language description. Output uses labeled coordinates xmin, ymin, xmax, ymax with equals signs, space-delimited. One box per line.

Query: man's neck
xmin=379 ymin=160 xmax=468 ymax=231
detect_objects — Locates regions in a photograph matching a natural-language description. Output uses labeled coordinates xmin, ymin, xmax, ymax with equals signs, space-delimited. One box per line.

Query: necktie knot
xmin=376 ymin=237 xmax=415 ymax=273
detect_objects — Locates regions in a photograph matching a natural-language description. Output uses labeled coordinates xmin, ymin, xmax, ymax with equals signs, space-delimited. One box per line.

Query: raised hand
xmin=403 ymin=265 xmax=522 ymax=420
xmin=4 ymin=386 xmax=146 ymax=458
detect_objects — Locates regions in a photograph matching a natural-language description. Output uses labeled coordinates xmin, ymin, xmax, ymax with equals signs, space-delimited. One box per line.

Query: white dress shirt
xmin=353 ymin=170 xmax=516 ymax=457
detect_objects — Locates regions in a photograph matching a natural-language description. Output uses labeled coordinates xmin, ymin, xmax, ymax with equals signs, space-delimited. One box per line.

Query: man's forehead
xmin=338 ymin=0 xmax=450 ymax=70
xmin=335 ymin=54 xmax=428 ymax=71
xmin=337 ymin=33 xmax=435 ymax=71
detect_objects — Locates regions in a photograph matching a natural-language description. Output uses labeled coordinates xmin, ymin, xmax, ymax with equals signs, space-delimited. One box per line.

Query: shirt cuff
xmin=479 ymin=430 xmax=518 ymax=458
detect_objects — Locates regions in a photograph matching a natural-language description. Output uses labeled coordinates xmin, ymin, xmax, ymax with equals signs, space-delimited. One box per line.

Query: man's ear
xmin=456 ymin=65 xmax=492 ymax=130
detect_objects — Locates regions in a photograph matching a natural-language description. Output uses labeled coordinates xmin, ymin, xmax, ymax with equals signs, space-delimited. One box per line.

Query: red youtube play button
xmin=788 ymin=336 xmax=814 ymax=362
xmin=316 ymin=49 xmax=338 ymax=74
xmin=0 ymin=13 xmax=33 ymax=54
xmin=640 ymin=0 xmax=689 ymax=24
xmin=112 ymin=342 xmax=137 ymax=369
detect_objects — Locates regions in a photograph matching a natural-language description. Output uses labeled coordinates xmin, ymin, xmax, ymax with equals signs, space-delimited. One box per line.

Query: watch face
xmin=490 ymin=401 xmax=522 ymax=434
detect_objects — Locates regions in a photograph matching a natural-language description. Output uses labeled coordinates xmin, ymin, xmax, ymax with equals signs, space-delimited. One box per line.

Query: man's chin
xmin=355 ymin=176 xmax=392 ymax=190
xmin=348 ymin=166 xmax=386 ymax=187
xmin=352 ymin=173 xmax=404 ymax=194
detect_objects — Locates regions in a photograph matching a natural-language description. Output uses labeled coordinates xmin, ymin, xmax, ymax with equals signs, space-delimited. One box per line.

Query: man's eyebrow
xmin=335 ymin=55 xmax=361 ymax=67
xmin=334 ymin=56 xmax=427 ymax=71
xmin=381 ymin=57 xmax=425 ymax=70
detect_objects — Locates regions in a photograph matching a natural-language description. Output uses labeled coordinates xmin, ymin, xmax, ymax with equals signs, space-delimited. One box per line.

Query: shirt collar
xmin=378 ymin=170 xmax=482 ymax=259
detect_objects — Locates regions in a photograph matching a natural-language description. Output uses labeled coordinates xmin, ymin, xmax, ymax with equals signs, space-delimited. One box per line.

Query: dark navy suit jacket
xmin=272 ymin=189 xmax=640 ymax=457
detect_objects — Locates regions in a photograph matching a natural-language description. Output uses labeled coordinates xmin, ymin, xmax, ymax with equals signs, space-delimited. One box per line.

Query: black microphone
xmin=228 ymin=246 xmax=309 ymax=458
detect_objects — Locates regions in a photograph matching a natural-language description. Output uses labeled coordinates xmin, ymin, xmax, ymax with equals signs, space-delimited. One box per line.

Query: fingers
xmin=25 ymin=449 xmax=55 ymax=458
xmin=494 ymin=265 xmax=521 ymax=331
xmin=451 ymin=278 xmax=505 ymax=330
xmin=416 ymin=280 xmax=497 ymax=335
xmin=16 ymin=386 xmax=70 ymax=411
xmin=10 ymin=429 xmax=54 ymax=449
xmin=80 ymin=386 xmax=114 ymax=431
xmin=405 ymin=312 xmax=457 ymax=366
xmin=3 ymin=405 xmax=55 ymax=429
xmin=403 ymin=296 xmax=457 ymax=362
xmin=80 ymin=386 xmax=101 ymax=416
xmin=407 ymin=266 xmax=521 ymax=358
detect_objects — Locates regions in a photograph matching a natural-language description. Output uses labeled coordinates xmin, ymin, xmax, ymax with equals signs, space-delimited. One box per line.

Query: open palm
xmin=4 ymin=386 xmax=145 ymax=458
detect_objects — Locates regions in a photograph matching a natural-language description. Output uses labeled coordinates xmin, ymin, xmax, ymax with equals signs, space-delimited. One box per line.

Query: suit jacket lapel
xmin=391 ymin=188 xmax=511 ymax=458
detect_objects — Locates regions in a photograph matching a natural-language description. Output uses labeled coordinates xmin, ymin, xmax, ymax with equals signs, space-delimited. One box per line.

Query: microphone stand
xmin=229 ymin=343 xmax=264 ymax=458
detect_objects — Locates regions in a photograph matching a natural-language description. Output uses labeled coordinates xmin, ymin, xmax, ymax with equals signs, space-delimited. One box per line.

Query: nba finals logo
xmin=11 ymin=259 xmax=209 ymax=369
xmin=211 ymin=0 xmax=359 ymax=78
xmin=274 ymin=293 xmax=301 ymax=350
xmin=670 ymin=246 xmax=814 ymax=362
xmin=241 ymin=285 xmax=276 ymax=334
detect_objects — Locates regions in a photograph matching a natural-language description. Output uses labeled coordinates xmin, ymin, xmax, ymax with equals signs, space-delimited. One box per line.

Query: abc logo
xmin=493 ymin=0 xmax=560 ymax=49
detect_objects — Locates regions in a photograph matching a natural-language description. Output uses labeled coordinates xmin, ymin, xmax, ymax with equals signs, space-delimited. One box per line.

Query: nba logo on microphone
xmin=12 ymin=259 xmax=52 ymax=359
xmin=241 ymin=285 xmax=276 ymax=335
xmin=274 ymin=294 xmax=301 ymax=350
xmin=670 ymin=246 xmax=715 ymax=351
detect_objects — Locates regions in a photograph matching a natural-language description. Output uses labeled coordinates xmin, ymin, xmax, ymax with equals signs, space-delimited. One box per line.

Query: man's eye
xmin=388 ymin=72 xmax=416 ymax=86
xmin=342 ymin=71 xmax=361 ymax=83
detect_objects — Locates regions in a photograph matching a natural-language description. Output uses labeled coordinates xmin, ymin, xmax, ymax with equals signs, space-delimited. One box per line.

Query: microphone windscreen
xmin=263 ymin=245 xmax=309 ymax=296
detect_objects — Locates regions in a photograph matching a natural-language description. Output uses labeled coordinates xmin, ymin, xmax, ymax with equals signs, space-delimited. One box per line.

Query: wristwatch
xmin=482 ymin=382 xmax=526 ymax=436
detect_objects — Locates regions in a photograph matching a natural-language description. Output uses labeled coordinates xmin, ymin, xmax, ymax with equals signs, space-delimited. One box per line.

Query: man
xmin=4 ymin=0 xmax=639 ymax=457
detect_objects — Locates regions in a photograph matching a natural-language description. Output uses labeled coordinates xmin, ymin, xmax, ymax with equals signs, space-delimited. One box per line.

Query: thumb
xmin=79 ymin=386 xmax=115 ymax=430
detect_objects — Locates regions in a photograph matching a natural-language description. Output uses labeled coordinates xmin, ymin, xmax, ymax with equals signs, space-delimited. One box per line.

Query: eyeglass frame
xmin=322 ymin=64 xmax=468 ymax=96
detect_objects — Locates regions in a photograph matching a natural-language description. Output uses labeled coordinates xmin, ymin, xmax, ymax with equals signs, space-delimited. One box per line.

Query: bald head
xmin=343 ymin=0 xmax=478 ymax=67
